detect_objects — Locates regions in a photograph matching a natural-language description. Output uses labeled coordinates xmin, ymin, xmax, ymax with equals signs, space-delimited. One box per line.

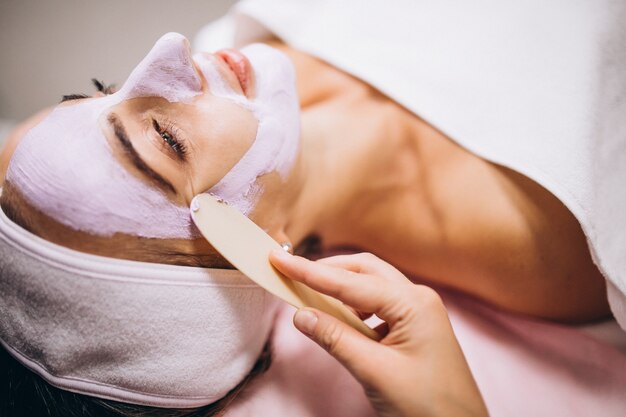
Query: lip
xmin=215 ymin=49 xmax=253 ymax=96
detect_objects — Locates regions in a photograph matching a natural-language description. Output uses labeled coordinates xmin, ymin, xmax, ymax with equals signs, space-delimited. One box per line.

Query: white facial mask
xmin=6 ymin=33 xmax=300 ymax=239
xmin=202 ymin=44 xmax=301 ymax=214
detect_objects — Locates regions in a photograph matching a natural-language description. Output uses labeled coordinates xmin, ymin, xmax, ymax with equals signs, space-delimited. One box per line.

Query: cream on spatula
xmin=190 ymin=193 xmax=379 ymax=340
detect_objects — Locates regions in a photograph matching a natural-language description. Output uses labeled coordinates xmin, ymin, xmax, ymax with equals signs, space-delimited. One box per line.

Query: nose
xmin=191 ymin=51 xmax=214 ymax=89
xmin=119 ymin=32 xmax=202 ymax=102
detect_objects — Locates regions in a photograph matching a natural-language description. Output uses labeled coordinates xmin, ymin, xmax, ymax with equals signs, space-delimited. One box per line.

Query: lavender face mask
xmin=6 ymin=33 xmax=300 ymax=239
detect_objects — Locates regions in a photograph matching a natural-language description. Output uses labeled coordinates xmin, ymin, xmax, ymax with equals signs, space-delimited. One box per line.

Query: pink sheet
xmin=225 ymin=289 xmax=626 ymax=417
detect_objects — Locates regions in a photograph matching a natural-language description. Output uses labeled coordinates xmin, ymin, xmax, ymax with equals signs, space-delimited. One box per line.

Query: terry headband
xmin=0 ymin=194 xmax=279 ymax=408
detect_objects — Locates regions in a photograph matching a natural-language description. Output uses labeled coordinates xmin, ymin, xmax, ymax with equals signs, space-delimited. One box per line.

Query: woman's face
xmin=6 ymin=33 xmax=301 ymax=241
xmin=102 ymin=78 xmax=258 ymax=207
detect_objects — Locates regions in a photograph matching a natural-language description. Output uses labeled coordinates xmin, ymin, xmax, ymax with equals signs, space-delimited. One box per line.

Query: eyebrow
xmin=107 ymin=113 xmax=177 ymax=195
xmin=61 ymin=94 xmax=89 ymax=103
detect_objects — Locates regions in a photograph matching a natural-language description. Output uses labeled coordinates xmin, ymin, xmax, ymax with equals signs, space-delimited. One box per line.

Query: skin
xmin=105 ymin=95 xmax=258 ymax=207
xmin=0 ymin=40 xmax=610 ymax=323
xmin=270 ymin=42 xmax=609 ymax=323
xmin=0 ymin=53 xmax=283 ymax=267
xmin=270 ymin=250 xmax=489 ymax=417
xmin=0 ymin=38 xmax=613 ymax=417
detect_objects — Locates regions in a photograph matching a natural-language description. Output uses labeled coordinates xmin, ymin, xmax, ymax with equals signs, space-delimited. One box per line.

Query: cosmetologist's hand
xmin=269 ymin=250 xmax=489 ymax=417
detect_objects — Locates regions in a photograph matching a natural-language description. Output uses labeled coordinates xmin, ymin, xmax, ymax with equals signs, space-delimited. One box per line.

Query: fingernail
xmin=294 ymin=309 xmax=318 ymax=335
xmin=270 ymin=248 xmax=291 ymax=260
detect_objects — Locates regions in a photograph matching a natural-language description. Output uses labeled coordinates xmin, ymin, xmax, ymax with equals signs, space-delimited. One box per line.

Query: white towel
xmin=0 ymin=195 xmax=279 ymax=407
xmin=195 ymin=0 xmax=626 ymax=329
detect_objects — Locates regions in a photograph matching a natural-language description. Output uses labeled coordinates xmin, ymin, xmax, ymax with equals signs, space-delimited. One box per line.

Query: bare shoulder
xmin=263 ymin=40 xmax=609 ymax=322
xmin=348 ymin=104 xmax=609 ymax=322
xmin=404 ymin=127 xmax=610 ymax=322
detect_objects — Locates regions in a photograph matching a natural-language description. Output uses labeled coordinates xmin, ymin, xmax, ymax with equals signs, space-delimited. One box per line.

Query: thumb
xmin=294 ymin=308 xmax=380 ymax=383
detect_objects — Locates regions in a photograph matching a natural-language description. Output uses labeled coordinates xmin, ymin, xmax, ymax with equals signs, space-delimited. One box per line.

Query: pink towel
xmin=226 ymin=290 xmax=626 ymax=417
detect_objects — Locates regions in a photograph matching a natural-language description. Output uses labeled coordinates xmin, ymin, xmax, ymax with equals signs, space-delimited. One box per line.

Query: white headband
xmin=0 ymin=192 xmax=279 ymax=408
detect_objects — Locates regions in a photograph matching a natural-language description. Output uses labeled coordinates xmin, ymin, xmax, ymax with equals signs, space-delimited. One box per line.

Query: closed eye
xmin=152 ymin=118 xmax=188 ymax=162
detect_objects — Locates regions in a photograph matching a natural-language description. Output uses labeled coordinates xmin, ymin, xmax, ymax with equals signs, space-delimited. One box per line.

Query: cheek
xmin=188 ymin=96 xmax=258 ymax=192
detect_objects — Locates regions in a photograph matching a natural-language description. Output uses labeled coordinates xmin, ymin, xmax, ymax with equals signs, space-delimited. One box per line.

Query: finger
xmin=345 ymin=304 xmax=374 ymax=321
xmin=374 ymin=321 xmax=390 ymax=339
xmin=316 ymin=257 xmax=379 ymax=320
xmin=270 ymin=249 xmax=396 ymax=315
xmin=318 ymin=253 xmax=408 ymax=283
xmin=317 ymin=254 xmax=366 ymax=273
xmin=293 ymin=308 xmax=380 ymax=383
xmin=357 ymin=310 xmax=374 ymax=321
xmin=270 ymin=250 xmax=418 ymax=325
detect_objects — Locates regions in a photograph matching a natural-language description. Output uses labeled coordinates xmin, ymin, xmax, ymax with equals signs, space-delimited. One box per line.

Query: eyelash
xmin=152 ymin=118 xmax=188 ymax=159
xmin=60 ymin=79 xmax=115 ymax=102
xmin=60 ymin=80 xmax=189 ymax=161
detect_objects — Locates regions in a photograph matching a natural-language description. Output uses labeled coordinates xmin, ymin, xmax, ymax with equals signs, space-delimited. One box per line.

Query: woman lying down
xmin=0 ymin=30 xmax=618 ymax=416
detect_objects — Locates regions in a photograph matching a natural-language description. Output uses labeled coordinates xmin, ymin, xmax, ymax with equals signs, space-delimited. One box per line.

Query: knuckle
xmin=299 ymin=262 xmax=318 ymax=284
xmin=318 ymin=320 xmax=346 ymax=355
xmin=332 ymin=281 xmax=348 ymax=301
xmin=413 ymin=285 xmax=444 ymax=311
xmin=384 ymin=285 xmax=410 ymax=309
xmin=357 ymin=252 xmax=380 ymax=264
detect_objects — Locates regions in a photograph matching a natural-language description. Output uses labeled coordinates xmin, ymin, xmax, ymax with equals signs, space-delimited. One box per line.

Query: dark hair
xmin=1 ymin=342 xmax=272 ymax=417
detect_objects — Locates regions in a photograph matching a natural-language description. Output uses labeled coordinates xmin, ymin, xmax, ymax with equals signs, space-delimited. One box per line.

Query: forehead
xmin=0 ymin=181 xmax=231 ymax=268
xmin=6 ymin=91 xmax=196 ymax=239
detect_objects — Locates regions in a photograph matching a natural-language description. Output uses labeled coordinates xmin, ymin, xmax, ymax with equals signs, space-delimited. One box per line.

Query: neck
xmin=284 ymin=88 xmax=420 ymax=249
xmin=266 ymin=40 xmax=425 ymax=252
